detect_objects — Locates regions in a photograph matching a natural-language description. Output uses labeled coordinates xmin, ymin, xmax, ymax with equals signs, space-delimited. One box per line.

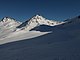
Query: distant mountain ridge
xmin=0 ymin=15 xmax=80 ymax=32
xmin=0 ymin=15 xmax=63 ymax=31
xmin=16 ymin=15 xmax=63 ymax=31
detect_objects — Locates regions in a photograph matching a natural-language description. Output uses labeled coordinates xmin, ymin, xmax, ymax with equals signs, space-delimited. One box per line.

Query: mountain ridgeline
xmin=0 ymin=15 xmax=63 ymax=31
xmin=0 ymin=15 xmax=80 ymax=60
xmin=0 ymin=15 xmax=80 ymax=32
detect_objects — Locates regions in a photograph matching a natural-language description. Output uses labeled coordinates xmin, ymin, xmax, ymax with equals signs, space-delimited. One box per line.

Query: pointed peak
xmin=34 ymin=13 xmax=41 ymax=16
xmin=31 ymin=14 xmax=45 ymax=20
xmin=32 ymin=13 xmax=44 ymax=17
xmin=35 ymin=14 xmax=40 ymax=17
xmin=3 ymin=17 xmax=15 ymax=20
xmin=1 ymin=17 xmax=16 ymax=22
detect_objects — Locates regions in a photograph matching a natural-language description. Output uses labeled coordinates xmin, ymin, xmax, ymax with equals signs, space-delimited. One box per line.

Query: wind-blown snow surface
xmin=0 ymin=30 xmax=50 ymax=44
xmin=0 ymin=16 xmax=80 ymax=60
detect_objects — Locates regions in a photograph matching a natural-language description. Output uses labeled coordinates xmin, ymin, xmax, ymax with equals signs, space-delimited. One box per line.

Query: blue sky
xmin=0 ymin=0 xmax=80 ymax=21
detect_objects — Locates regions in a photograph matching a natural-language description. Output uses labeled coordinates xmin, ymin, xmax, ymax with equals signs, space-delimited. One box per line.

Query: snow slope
xmin=0 ymin=30 xmax=50 ymax=44
xmin=0 ymin=16 xmax=80 ymax=60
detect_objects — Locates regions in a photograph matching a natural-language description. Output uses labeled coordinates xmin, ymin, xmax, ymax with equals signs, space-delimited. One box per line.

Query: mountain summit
xmin=0 ymin=17 xmax=21 ymax=30
xmin=17 ymin=14 xmax=63 ymax=31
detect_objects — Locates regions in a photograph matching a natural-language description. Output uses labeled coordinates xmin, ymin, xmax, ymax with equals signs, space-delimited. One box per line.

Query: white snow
xmin=0 ymin=30 xmax=50 ymax=44
xmin=0 ymin=17 xmax=21 ymax=30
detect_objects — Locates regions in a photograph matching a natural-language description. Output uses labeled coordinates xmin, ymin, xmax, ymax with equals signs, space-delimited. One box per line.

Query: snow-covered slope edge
xmin=0 ymin=30 xmax=50 ymax=45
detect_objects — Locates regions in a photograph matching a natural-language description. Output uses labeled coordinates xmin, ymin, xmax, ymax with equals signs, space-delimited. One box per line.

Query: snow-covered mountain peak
xmin=1 ymin=17 xmax=16 ymax=23
xmin=16 ymin=14 xmax=63 ymax=31
xmin=27 ymin=14 xmax=47 ymax=24
xmin=0 ymin=17 xmax=21 ymax=30
xmin=31 ymin=14 xmax=45 ymax=20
